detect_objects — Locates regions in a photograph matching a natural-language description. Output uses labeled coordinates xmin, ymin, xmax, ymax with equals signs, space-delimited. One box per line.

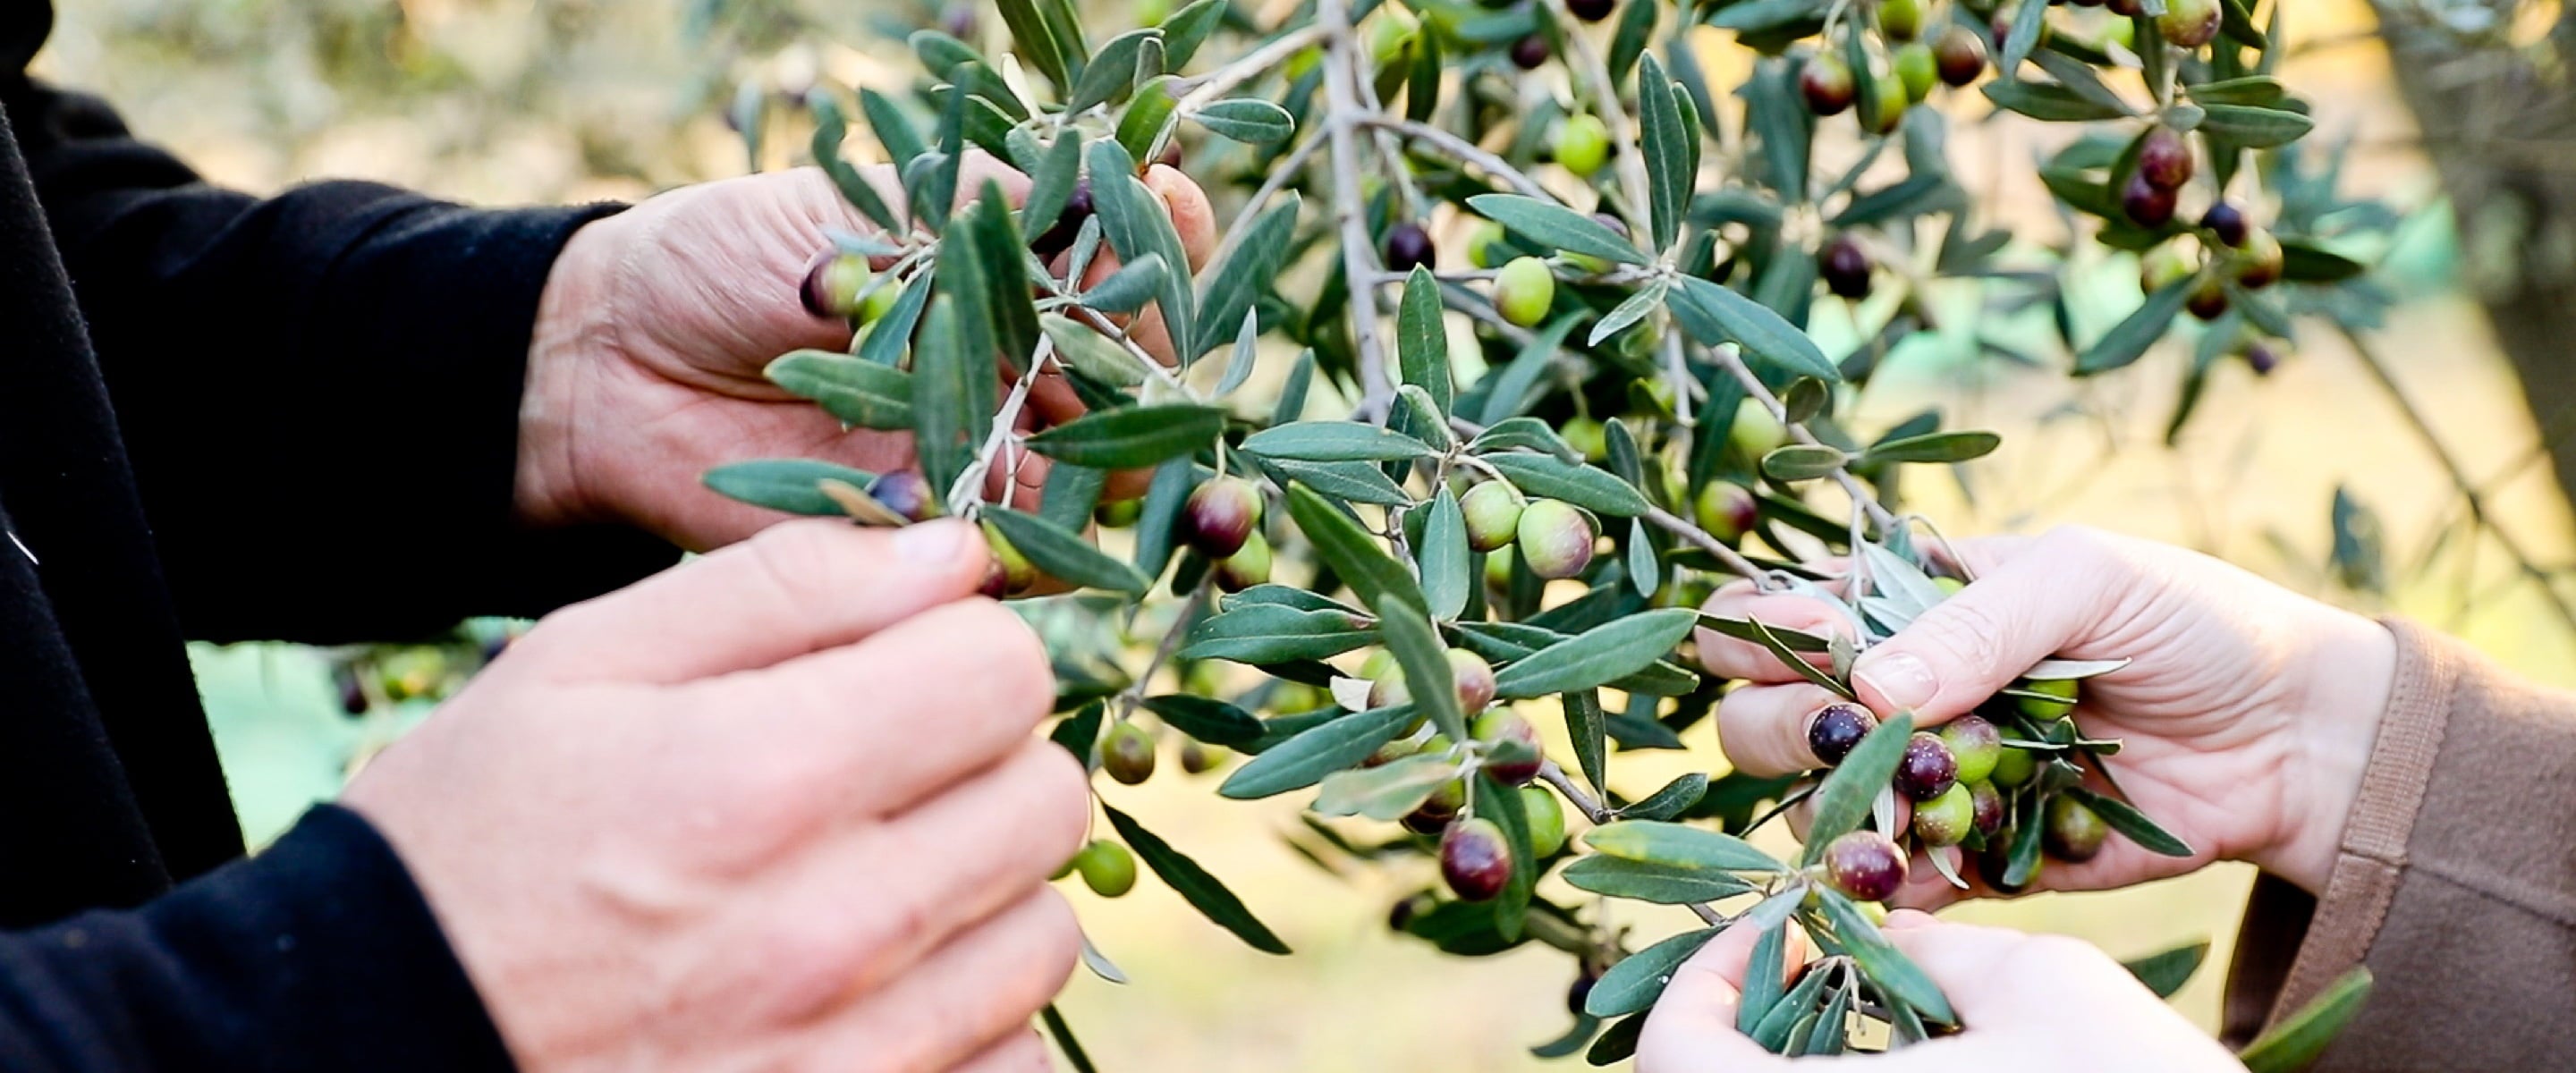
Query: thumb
xmin=1878 ymin=911 xmax=2108 ymax=1031
xmin=1633 ymin=920 xmax=1801 ymax=1072
xmin=1849 ymin=527 xmax=2122 ymax=723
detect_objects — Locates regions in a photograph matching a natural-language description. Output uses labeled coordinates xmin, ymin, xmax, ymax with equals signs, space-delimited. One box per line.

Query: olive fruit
xmin=1467 ymin=220 xmax=1513 ymax=268
xmin=1967 ymin=780 xmax=2005 ymax=838
xmin=1452 ymin=649 xmax=1499 ymax=714
xmin=1073 ymin=840 xmax=1138 ymax=897
xmin=1387 ymin=891 xmax=1436 ymax=932
xmin=2245 ymin=343 xmax=2280 ymax=376
xmin=2017 ymin=677 xmax=2078 ymax=720
xmin=1894 ymin=42 xmax=1937 ymax=102
xmin=1731 ymin=398 xmax=1790 ymax=459
xmin=1474 ymin=709 xmax=1544 ymax=785
xmin=1894 ymin=731 xmax=1960 ymax=801
xmin=1880 ymin=0 xmax=1924 ymax=41
xmin=1990 ymin=745 xmax=2040 ymax=788
xmin=1405 ymin=778 xmax=1468 ymax=834
xmin=1462 ymin=480 xmax=1528 ymax=553
xmin=2201 ymin=201 xmax=2249 ymax=247
xmin=1366 ymin=9 xmax=1419 ymax=66
xmin=1485 ymin=544 xmax=1519 ymax=589
xmin=1822 ymin=831 xmax=1909 ymax=901
xmin=1820 ymin=234 xmax=1874 ymax=299
xmin=333 ymin=664 xmax=369 ymax=715
xmin=1559 ymin=417 xmax=1609 ymax=461
xmin=1933 ymin=26 xmax=1987 ymax=87
xmin=1694 ymin=481 xmax=1758 ymax=545
xmin=1807 ymin=703 xmax=1878 ymax=766
xmin=2136 ymin=128 xmax=2193 ymax=190
xmin=1937 ymin=714 xmax=2004 ymax=784
xmin=2140 ymin=241 xmax=2195 ymax=294
xmin=869 ymin=470 xmax=939 ymax=522
xmin=2157 ymin=0 xmax=2222 ymax=49
xmin=1867 ymin=72 xmax=1911 ymax=134
xmin=1801 ymin=55 xmax=1857 ymax=116
xmin=1511 ymin=33 xmax=1550 ymax=70
xmin=1515 ymin=499 xmax=1598 ymax=580
xmin=1566 ymin=972 xmax=1597 ymax=1017
xmin=1979 ymin=841 xmax=2042 ymax=893
xmin=2235 ymin=228 xmax=2284 ymax=290
xmin=1554 ymin=114 xmax=1612 ymax=178
xmin=799 ymin=253 xmax=876 ymax=321
xmin=1442 ymin=818 xmax=1515 ymax=900
xmin=1385 ymin=221 xmax=1436 ymax=273
xmin=1180 ymin=476 xmax=1263 ymax=559
xmin=1495 ymin=256 xmax=1557 ymax=327
xmin=1102 ymin=722 xmax=1158 ymax=784
xmin=1214 ymin=531 xmax=1273 ymax=593
xmin=1523 ymin=786 xmax=1569 ymax=857
xmin=2187 ymin=277 xmax=2231 ymax=320
xmin=981 ymin=523 xmax=1038 ymax=598
xmin=1179 ymin=741 xmax=1225 ymax=775
xmin=1912 ymin=783 xmax=1976 ymax=847
xmin=2122 ymin=174 xmax=2178 ymax=229
xmin=1568 ymin=0 xmax=1615 ymax=21
xmin=2044 ymin=794 xmax=2110 ymax=861
xmin=1031 ymin=179 xmax=1093 ymax=259
xmin=1093 ymin=496 xmax=1143 ymax=528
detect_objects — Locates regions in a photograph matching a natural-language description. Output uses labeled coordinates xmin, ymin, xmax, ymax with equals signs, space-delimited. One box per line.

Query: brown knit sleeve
xmin=2221 ymin=619 xmax=2576 ymax=1069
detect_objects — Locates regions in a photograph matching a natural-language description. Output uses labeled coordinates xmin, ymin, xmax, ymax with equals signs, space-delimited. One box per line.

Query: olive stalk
xmin=1354 ymin=115 xmax=1556 ymax=201
xmin=1318 ymin=0 xmax=1396 ymax=412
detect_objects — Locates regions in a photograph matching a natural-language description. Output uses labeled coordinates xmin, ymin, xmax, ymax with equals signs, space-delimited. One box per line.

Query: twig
xmin=1120 ymin=578 xmax=1214 ymax=718
xmin=1537 ymin=0 xmax=1657 ymax=249
xmin=1204 ymin=125 xmax=1326 ymax=274
xmin=1354 ymin=116 xmax=1555 ymax=201
xmin=1539 ymin=761 xmax=1728 ymax=927
xmin=1707 ymin=342 xmax=1902 ymax=536
xmin=2335 ymin=323 xmax=2576 ymax=634
xmin=1318 ymin=0 xmax=1395 ymax=413
xmin=1174 ymin=24 xmax=1328 ymax=113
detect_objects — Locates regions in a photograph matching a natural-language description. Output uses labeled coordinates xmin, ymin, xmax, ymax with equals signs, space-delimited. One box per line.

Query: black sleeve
xmin=4 ymin=42 xmax=676 ymax=644
xmin=0 ymin=805 xmax=516 ymax=1071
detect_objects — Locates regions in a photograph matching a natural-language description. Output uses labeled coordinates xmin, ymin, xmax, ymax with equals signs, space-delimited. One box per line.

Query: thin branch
xmin=1707 ymin=342 xmax=1902 ymax=535
xmin=1120 ymin=578 xmax=1214 ymax=718
xmin=1174 ymin=24 xmax=1328 ymax=112
xmin=2335 ymin=322 xmax=2576 ymax=634
xmin=1318 ymin=0 xmax=1395 ymax=412
xmin=1355 ymin=116 xmax=1555 ymax=200
xmin=1537 ymin=0 xmax=1656 ymax=248
xmin=1539 ymin=762 xmax=1728 ymax=927
xmin=1204 ymin=125 xmax=1326 ymax=274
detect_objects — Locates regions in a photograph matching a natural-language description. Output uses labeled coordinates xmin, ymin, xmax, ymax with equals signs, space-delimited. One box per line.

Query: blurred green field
xmin=55 ymin=0 xmax=2576 ymax=1068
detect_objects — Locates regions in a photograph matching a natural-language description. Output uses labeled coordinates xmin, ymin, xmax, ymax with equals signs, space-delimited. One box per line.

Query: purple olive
xmin=1822 ymin=831 xmax=1908 ymax=901
xmin=1807 ymin=703 xmax=1878 ymax=766
xmin=1180 ymin=477 xmax=1263 ymax=559
xmin=1441 ymin=818 xmax=1514 ymax=901
xmin=1894 ymin=732 xmax=1959 ymax=802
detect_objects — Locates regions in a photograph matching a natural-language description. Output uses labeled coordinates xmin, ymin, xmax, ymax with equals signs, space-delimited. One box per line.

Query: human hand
xmin=343 ymin=519 xmax=1084 ymax=1072
xmin=514 ymin=158 xmax=1217 ymax=551
xmin=1636 ymin=910 xmax=2242 ymax=1071
xmin=1697 ymin=525 xmax=2394 ymax=900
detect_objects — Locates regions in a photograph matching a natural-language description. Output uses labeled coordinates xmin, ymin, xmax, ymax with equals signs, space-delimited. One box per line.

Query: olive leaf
xmin=1638 ymin=53 xmax=1690 ymax=252
xmin=1196 ymin=196 xmax=1301 ymax=359
xmin=1479 ymin=453 xmax=1654 ymax=516
xmin=2063 ymin=786 xmax=2196 ymax=858
xmin=1140 ymin=694 xmax=1266 ymax=746
xmin=1480 ymin=771 xmax=1538 ymax=941
xmin=1586 ymin=820 xmax=1786 ymax=873
xmin=702 ymin=460 xmax=883 ymax=517
xmin=1466 ymin=194 xmax=1650 ymax=266
xmin=1024 ymin=403 xmax=1225 ymax=469
xmin=1584 ymin=926 xmax=1721 ymax=1018
xmin=1561 ymin=855 xmax=1757 ymax=904
xmin=1809 ymin=887 xmax=1956 ymax=1026
xmin=1493 ymin=608 xmax=1700 ymax=698
xmin=983 ymin=509 xmax=1152 ymax=594
xmin=1398 ymin=266 xmax=1455 ymax=417
xmin=2076 ymin=276 xmax=2195 ymax=375
xmin=1180 ymin=604 xmax=1375 ymax=663
xmin=1192 ymin=97 xmax=1296 ymax=144
xmin=2122 ymin=939 xmax=2211 ymax=1000
xmin=1101 ymin=805 xmax=1290 ymax=955
xmin=1860 ymin=430 xmax=2001 ymax=467
xmin=1311 ymin=752 xmax=1457 ymax=820
xmin=1041 ymin=1005 xmax=1099 ymax=1073
xmin=2237 ymin=967 xmax=2372 ymax=1073
xmin=1668 ymin=276 xmax=1839 ymax=383
xmin=1617 ymin=773 xmax=1711 ymax=821
xmin=1243 ymin=422 xmax=1439 ymax=462
xmin=1077 ymin=251 xmax=1168 ymax=313
xmin=1217 ymin=704 xmax=1418 ymax=798
xmin=1420 ymin=486 xmax=1471 ymax=621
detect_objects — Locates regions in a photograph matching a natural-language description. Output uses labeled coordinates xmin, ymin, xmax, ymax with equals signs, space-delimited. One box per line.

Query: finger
xmin=1878 ymin=914 xmax=2109 ymax=1031
xmin=952 ymin=1029 xmax=1054 ymax=1073
xmin=1847 ymin=527 xmax=2125 ymax=724
xmin=706 ymin=598 xmax=1056 ymax=815
xmin=1714 ymin=684 xmax=1846 ymax=776
xmin=670 ymin=739 xmax=1086 ymax=1027
xmin=1142 ymin=164 xmax=1218 ymax=272
xmin=1693 ymin=587 xmax=1858 ymax=683
xmin=812 ymin=889 xmax=1083 ymax=1073
xmin=1063 ymin=247 xmax=1181 ymax=364
xmin=1635 ymin=921 xmax=1801 ymax=1072
xmin=514 ymin=519 xmax=987 ymax=684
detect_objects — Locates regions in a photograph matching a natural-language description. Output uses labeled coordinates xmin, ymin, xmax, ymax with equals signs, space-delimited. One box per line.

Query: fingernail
xmin=1854 ymin=651 xmax=1937 ymax=713
xmin=895 ymin=519 xmax=970 ymax=563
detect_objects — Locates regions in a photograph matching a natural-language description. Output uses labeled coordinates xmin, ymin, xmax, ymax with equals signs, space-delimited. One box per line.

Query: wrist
xmin=2251 ymin=610 xmax=2395 ymax=893
xmin=516 ymin=214 xmax=628 ymax=530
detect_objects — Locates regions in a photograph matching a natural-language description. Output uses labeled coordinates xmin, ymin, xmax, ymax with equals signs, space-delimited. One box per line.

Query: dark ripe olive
xmin=2136 ymin=127 xmax=2193 ymax=190
xmin=1822 ymin=830 xmax=1908 ymax=901
xmin=868 ymin=470 xmax=939 ymax=523
xmin=1511 ymin=33 xmax=1551 ymax=69
xmin=1819 ymin=234 xmax=1873 ymax=299
xmin=2200 ymin=201 xmax=2249 ymax=247
xmin=1384 ymin=221 xmax=1437 ymax=273
xmin=1567 ymin=0 xmax=1616 ymax=21
xmin=2187 ymin=277 xmax=2231 ymax=320
xmin=1441 ymin=818 xmax=1515 ymax=901
xmin=1179 ymin=477 xmax=1263 ymax=559
xmin=1934 ymin=27 xmax=1987 ymax=87
xmin=2122 ymin=173 xmax=2178 ymax=229
xmin=1894 ymin=731 xmax=1960 ymax=801
xmin=1967 ymin=781 xmax=2005 ymax=838
xmin=1807 ymin=703 xmax=1878 ymax=766
xmin=1800 ymin=55 xmax=1857 ymax=116
xmin=1030 ymin=179 xmax=1094 ymax=259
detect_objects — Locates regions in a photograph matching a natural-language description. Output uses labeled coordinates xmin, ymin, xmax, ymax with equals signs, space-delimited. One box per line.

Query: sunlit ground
xmin=96 ymin=0 xmax=2576 ymax=1068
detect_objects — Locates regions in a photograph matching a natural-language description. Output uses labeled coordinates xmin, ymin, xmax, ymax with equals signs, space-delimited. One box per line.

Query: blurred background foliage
xmin=31 ymin=0 xmax=2576 ymax=1068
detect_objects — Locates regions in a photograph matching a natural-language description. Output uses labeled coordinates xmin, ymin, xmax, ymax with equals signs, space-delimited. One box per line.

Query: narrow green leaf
xmin=1041 ymin=1005 xmax=1098 ymax=1073
xmin=1197 ymin=196 xmax=1301 ymax=359
xmin=911 ymin=294 xmax=983 ymax=499
xmin=995 ymin=0 xmax=1072 ymax=89
xmin=1193 ymin=97 xmax=1296 ymax=144
xmin=1078 ymin=251 xmax=1169 ymax=313
xmin=1801 ymin=713 xmax=1916 ymax=864
xmin=2000 ymin=0 xmax=2048 ymax=79
xmin=1284 ymin=484 xmax=1428 ymax=611
xmin=2237 ymin=968 xmax=2372 ymax=1073
xmin=1038 ymin=462 xmax=1105 ymax=531
xmin=1560 ymin=856 xmax=1757 ymax=903
xmin=1244 ymin=422 xmax=1438 ymax=462
xmin=1313 ymin=752 xmax=1458 ymax=820
xmin=2281 ymin=238 xmax=2367 ymax=282
xmin=982 ymin=508 xmax=1152 ymax=594
xmin=1480 ymin=770 xmax=1538 ymax=941
xmin=1178 ymin=604 xmax=1374 ymax=663
xmin=1638 ymin=54 xmax=1689 ymax=252
xmin=1021 ymin=133 xmax=1085 ymax=241
xmin=1982 ymin=80 xmax=2131 ymax=122
xmin=2064 ymin=786 xmax=2197 ymax=858
xmin=1860 ymin=430 xmax=2002 ymax=466
xmin=1495 ymin=608 xmax=1699 ymax=697
xmin=1566 ymin=688 xmax=1607 ymax=793
xmin=1420 ymin=487 xmax=1471 ymax=620
xmin=2123 ymin=940 xmax=2211 ymax=1000
xmin=1669 ymin=275 xmax=1839 ymax=382
xmin=764 ymin=351 xmax=913 ymax=430
xmin=1262 ymin=460 xmax=1411 ymax=506
xmin=1025 ymin=404 xmax=1226 ymax=469
xmin=1399 ymin=266 xmax=1455 ymax=417
xmin=702 ymin=460 xmax=882 ymax=517
xmin=1465 ymin=194 xmax=1648 ymax=266
xmin=1585 ymin=927 xmax=1721 ymax=1018
xmin=1086 ymin=139 xmax=1195 ymax=355
xmin=2187 ymin=75 xmax=2286 ymax=106
xmin=2195 ymin=104 xmax=2313 ymax=148
xmin=1381 ymin=599 xmax=1468 ymax=743
xmin=1618 ymin=773 xmax=1711 ymax=821
xmin=1761 ymin=444 xmax=1851 ymax=481
xmin=1811 ymin=888 xmax=1957 ymax=1025
xmin=2075 ymin=278 xmax=2193 ymax=375
xmin=1736 ymin=918 xmax=1789 ymax=1035
xmin=1067 ymin=29 xmax=1156 ymax=114
xmin=1480 ymin=452 xmax=1653 ymax=516
xmin=1218 ymin=705 xmax=1417 ymax=798
xmin=1160 ymin=0 xmax=1226 ymax=67
xmin=1131 ymin=459 xmax=1199 ymax=578
xmin=1140 ymin=694 xmax=1266 ymax=746
xmin=1101 ymin=805 xmax=1290 ymax=954
xmin=1587 ymin=820 xmax=1786 ymax=873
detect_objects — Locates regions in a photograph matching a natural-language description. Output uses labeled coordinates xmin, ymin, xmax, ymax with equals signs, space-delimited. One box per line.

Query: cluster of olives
xmin=1796 ymin=0 xmax=1989 ymax=133
xmin=1462 ymin=479 xmax=1603 ymax=581
xmin=1352 ymin=648 xmax=1572 ymax=902
xmin=800 ymin=252 xmax=902 ymax=325
xmin=1809 ymin=680 xmax=2110 ymax=901
xmin=2139 ymin=199 xmax=2287 ymax=325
